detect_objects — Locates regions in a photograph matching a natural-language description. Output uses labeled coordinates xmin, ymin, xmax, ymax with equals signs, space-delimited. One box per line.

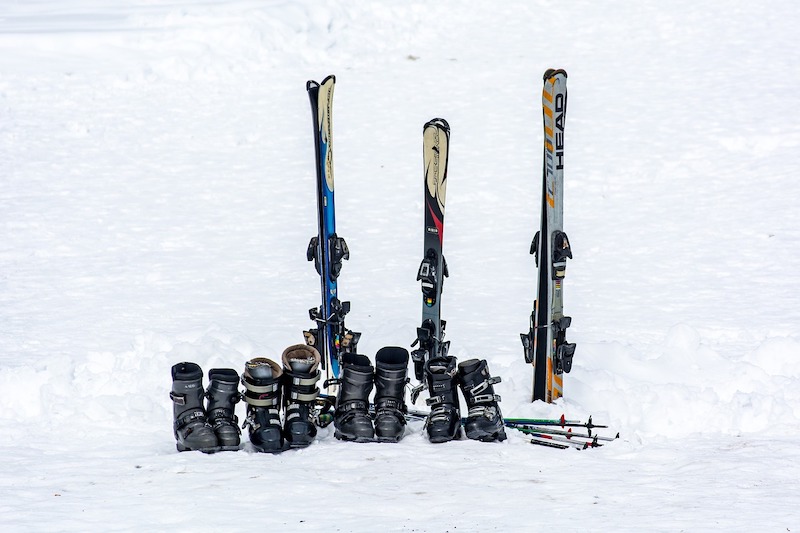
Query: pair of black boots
xmin=170 ymin=362 xmax=242 ymax=453
xmin=240 ymin=344 xmax=322 ymax=453
xmin=424 ymin=356 xmax=507 ymax=443
xmin=334 ymin=346 xmax=410 ymax=443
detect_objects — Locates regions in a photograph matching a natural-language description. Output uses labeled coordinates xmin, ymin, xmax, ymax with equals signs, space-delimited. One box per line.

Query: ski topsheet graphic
xmin=521 ymin=69 xmax=576 ymax=403
xmin=411 ymin=118 xmax=451 ymax=384
xmin=304 ymin=75 xmax=360 ymax=386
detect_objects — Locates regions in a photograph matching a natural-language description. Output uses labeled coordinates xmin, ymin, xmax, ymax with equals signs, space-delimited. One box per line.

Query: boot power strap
xmin=463 ymin=376 xmax=502 ymax=395
xmin=288 ymin=389 xmax=319 ymax=403
xmin=244 ymin=380 xmax=279 ymax=395
xmin=468 ymin=393 xmax=502 ymax=405
xmin=287 ymin=370 xmax=321 ymax=387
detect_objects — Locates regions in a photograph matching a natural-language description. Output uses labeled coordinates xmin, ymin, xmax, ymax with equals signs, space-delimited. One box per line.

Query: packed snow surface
xmin=1 ymin=1 xmax=799 ymax=531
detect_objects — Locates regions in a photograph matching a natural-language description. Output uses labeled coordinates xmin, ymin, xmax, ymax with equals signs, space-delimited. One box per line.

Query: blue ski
xmin=304 ymin=75 xmax=360 ymax=385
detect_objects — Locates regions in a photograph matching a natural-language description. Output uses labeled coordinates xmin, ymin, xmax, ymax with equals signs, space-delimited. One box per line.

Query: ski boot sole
xmin=466 ymin=431 xmax=507 ymax=443
xmin=375 ymin=435 xmax=404 ymax=443
xmin=334 ymin=430 xmax=374 ymax=443
xmin=176 ymin=443 xmax=220 ymax=454
xmin=250 ymin=443 xmax=287 ymax=454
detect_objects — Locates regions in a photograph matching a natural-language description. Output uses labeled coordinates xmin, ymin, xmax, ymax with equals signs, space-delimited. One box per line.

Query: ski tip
xmin=307 ymin=75 xmax=335 ymax=92
xmin=543 ymin=68 xmax=568 ymax=81
xmin=423 ymin=117 xmax=450 ymax=132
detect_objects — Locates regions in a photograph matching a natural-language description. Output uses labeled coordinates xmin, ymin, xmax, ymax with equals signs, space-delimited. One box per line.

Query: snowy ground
xmin=2 ymin=1 xmax=799 ymax=531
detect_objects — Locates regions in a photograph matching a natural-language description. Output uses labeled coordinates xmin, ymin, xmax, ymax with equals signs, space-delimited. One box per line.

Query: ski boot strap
xmin=173 ymin=409 xmax=206 ymax=432
xmin=375 ymin=398 xmax=407 ymax=426
xmin=464 ymin=375 xmax=501 ymax=392
xmin=286 ymin=370 xmax=321 ymax=388
xmin=462 ymin=376 xmax=501 ymax=400
xmin=410 ymin=382 xmax=427 ymax=404
xmin=334 ymin=399 xmax=369 ymax=427
xmin=243 ymin=409 xmax=279 ymax=431
xmin=338 ymin=399 xmax=368 ymax=413
xmin=375 ymin=397 xmax=404 ymax=413
xmin=426 ymin=389 xmax=457 ymax=408
xmin=285 ymin=369 xmax=320 ymax=403
xmin=468 ymin=393 xmax=502 ymax=405
xmin=242 ymin=380 xmax=280 ymax=408
xmin=428 ymin=405 xmax=458 ymax=425
xmin=207 ymin=406 xmax=239 ymax=423
xmin=208 ymin=410 xmax=241 ymax=434
xmin=242 ymin=388 xmax=281 ymax=430
xmin=425 ymin=395 xmax=445 ymax=406
xmin=466 ymin=404 xmax=501 ymax=421
xmin=287 ymin=389 xmax=320 ymax=403
xmin=427 ymin=369 xmax=458 ymax=405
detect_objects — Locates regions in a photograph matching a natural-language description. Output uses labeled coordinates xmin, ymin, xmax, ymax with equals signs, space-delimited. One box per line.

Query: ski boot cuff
xmin=281 ymin=344 xmax=321 ymax=373
xmin=242 ymin=358 xmax=282 ymax=408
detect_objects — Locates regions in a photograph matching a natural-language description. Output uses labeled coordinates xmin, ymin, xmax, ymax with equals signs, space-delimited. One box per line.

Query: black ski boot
xmin=424 ymin=355 xmax=462 ymax=443
xmin=458 ymin=358 xmax=507 ymax=442
xmin=205 ymin=368 xmax=242 ymax=451
xmin=282 ymin=344 xmax=321 ymax=448
xmin=242 ymin=357 xmax=285 ymax=453
xmin=374 ymin=347 xmax=409 ymax=442
xmin=334 ymin=353 xmax=375 ymax=442
xmin=170 ymin=362 xmax=218 ymax=453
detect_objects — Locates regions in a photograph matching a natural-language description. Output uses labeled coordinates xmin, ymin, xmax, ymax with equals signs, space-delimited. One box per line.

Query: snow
xmin=1 ymin=0 xmax=799 ymax=530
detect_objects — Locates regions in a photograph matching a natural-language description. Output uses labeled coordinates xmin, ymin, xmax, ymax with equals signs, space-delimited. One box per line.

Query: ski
xmin=521 ymin=68 xmax=576 ymax=403
xmin=303 ymin=75 xmax=360 ymax=387
xmin=410 ymin=118 xmax=451 ymax=387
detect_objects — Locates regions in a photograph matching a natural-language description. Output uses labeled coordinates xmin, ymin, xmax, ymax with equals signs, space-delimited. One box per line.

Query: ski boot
xmin=282 ymin=344 xmax=321 ymax=448
xmin=170 ymin=362 xmax=218 ymax=453
xmin=424 ymin=356 xmax=462 ymax=443
xmin=334 ymin=353 xmax=375 ymax=442
xmin=205 ymin=368 xmax=242 ymax=451
xmin=374 ymin=347 xmax=409 ymax=442
xmin=458 ymin=359 xmax=507 ymax=442
xmin=242 ymin=357 xmax=285 ymax=453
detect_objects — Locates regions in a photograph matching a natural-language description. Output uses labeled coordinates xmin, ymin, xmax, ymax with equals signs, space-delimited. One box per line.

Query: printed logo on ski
xmin=544 ymin=85 xmax=566 ymax=208
xmin=554 ymin=92 xmax=565 ymax=170
xmin=425 ymin=132 xmax=447 ymax=215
